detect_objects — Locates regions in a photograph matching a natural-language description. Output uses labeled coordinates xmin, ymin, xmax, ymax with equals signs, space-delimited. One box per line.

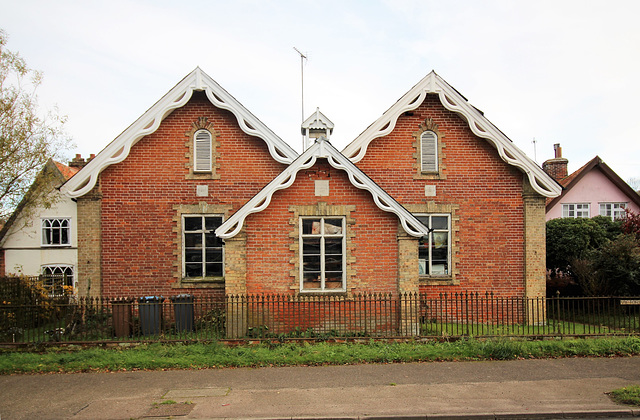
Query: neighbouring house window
xmin=41 ymin=218 xmax=71 ymax=246
xmin=41 ymin=265 xmax=74 ymax=295
xmin=599 ymin=202 xmax=626 ymax=220
xmin=300 ymin=217 xmax=345 ymax=292
xmin=183 ymin=215 xmax=224 ymax=278
xmin=194 ymin=129 xmax=212 ymax=172
xmin=420 ymin=131 xmax=438 ymax=172
xmin=417 ymin=214 xmax=450 ymax=276
xmin=562 ymin=203 xmax=590 ymax=218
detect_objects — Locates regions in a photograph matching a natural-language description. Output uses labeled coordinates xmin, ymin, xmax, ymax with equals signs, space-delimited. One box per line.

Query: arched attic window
xmin=194 ymin=129 xmax=212 ymax=172
xmin=420 ymin=130 xmax=438 ymax=172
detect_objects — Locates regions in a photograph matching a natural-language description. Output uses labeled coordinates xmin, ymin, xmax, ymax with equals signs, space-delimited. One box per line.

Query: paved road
xmin=1 ymin=357 xmax=640 ymax=419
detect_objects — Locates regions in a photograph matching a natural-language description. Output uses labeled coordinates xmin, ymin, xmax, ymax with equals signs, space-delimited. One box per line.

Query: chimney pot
xmin=543 ymin=143 xmax=569 ymax=182
xmin=554 ymin=143 xmax=562 ymax=159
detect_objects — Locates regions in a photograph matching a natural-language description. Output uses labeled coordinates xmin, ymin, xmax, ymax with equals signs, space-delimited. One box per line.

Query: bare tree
xmin=0 ymin=29 xmax=72 ymax=221
xmin=627 ymin=177 xmax=640 ymax=191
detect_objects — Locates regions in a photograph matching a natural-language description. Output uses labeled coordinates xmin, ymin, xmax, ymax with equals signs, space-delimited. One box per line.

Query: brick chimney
xmin=68 ymin=153 xmax=95 ymax=169
xmin=542 ymin=143 xmax=568 ymax=182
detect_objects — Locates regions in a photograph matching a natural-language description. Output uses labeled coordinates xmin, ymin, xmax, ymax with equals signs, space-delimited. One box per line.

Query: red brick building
xmin=62 ymin=69 xmax=560 ymax=311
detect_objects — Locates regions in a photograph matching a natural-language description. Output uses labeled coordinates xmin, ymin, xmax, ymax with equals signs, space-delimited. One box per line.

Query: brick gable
xmin=356 ymin=94 xmax=526 ymax=296
xmin=97 ymin=92 xmax=286 ymax=298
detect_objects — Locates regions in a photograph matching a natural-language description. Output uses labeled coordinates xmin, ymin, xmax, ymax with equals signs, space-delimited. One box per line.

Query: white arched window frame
xmin=41 ymin=265 xmax=75 ymax=296
xmin=420 ymin=130 xmax=438 ymax=172
xmin=194 ymin=129 xmax=212 ymax=172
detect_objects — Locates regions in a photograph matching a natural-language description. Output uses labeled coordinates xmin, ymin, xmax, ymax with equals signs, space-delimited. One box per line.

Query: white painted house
xmin=0 ymin=159 xmax=80 ymax=291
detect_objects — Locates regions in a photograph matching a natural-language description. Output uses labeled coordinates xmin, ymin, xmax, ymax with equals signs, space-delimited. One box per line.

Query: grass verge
xmin=609 ymin=385 xmax=640 ymax=407
xmin=0 ymin=336 xmax=639 ymax=374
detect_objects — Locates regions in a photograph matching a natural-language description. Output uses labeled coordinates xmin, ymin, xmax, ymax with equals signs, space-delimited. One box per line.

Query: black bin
xmin=171 ymin=294 xmax=194 ymax=333
xmin=138 ymin=296 xmax=163 ymax=336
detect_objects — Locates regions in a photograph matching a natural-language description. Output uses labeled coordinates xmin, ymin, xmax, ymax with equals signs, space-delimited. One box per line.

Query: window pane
xmin=303 ymin=272 xmax=321 ymax=290
xmin=432 ymin=216 xmax=448 ymax=230
xmin=302 ymin=219 xmax=320 ymax=235
xmin=51 ymin=229 xmax=61 ymax=244
xmin=325 ymin=272 xmax=343 ymax=289
xmin=206 ymin=263 xmax=223 ymax=277
xmin=184 ymin=217 xmax=202 ymax=231
xmin=205 ymin=217 xmax=222 ymax=231
xmin=185 ymin=263 xmax=203 ymax=278
xmin=324 ymin=219 xmax=342 ymax=235
xmin=303 ymin=255 xmax=321 ymax=272
xmin=325 ymin=255 xmax=342 ymax=271
xmin=302 ymin=238 xmax=321 ymax=254
xmin=418 ymin=246 xmax=428 ymax=260
xmin=433 ymin=232 xmax=448 ymax=248
xmin=60 ymin=227 xmax=69 ymax=244
xmin=185 ymin=249 xmax=203 ymax=262
xmin=206 ymin=249 xmax=223 ymax=262
xmin=324 ymin=238 xmax=342 ymax=253
xmin=185 ymin=233 xmax=202 ymax=248
xmin=432 ymin=246 xmax=448 ymax=263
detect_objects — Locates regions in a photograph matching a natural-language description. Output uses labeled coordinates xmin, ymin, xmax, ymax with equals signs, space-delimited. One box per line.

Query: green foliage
xmin=587 ymin=235 xmax=640 ymax=296
xmin=0 ymin=276 xmax=60 ymax=341
xmin=609 ymin=385 xmax=640 ymax=407
xmin=570 ymin=234 xmax=640 ymax=296
xmin=546 ymin=216 xmax=640 ymax=296
xmin=1 ymin=337 xmax=639 ymax=374
xmin=546 ymin=216 xmax=620 ymax=274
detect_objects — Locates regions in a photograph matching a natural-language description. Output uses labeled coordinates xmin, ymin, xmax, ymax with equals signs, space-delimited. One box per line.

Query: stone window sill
xmin=173 ymin=277 xmax=224 ymax=289
xmin=420 ymin=276 xmax=457 ymax=286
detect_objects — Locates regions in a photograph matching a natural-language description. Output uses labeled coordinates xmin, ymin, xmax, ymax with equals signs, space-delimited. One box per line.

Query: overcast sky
xmin=2 ymin=0 xmax=639 ymax=182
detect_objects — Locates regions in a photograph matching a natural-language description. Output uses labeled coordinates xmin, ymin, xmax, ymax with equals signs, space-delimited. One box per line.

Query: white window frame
xmin=41 ymin=265 xmax=75 ymax=296
xmin=299 ymin=217 xmax=346 ymax=292
xmin=599 ymin=202 xmax=626 ymax=220
xmin=562 ymin=203 xmax=590 ymax=218
xmin=417 ymin=214 xmax=451 ymax=276
xmin=420 ymin=130 xmax=438 ymax=172
xmin=182 ymin=214 xmax=224 ymax=279
xmin=194 ymin=129 xmax=212 ymax=172
xmin=41 ymin=218 xmax=71 ymax=247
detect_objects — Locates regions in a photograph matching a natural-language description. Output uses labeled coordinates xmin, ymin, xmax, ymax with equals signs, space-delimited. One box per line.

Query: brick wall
xmin=87 ymin=89 xmax=544 ymax=302
xmin=356 ymin=94 xmax=531 ymax=297
xmin=95 ymin=92 xmax=285 ymax=299
xmin=243 ymin=160 xmax=400 ymax=296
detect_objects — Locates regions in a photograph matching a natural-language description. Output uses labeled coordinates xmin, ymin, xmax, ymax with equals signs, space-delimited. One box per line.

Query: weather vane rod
xmin=293 ymin=47 xmax=308 ymax=151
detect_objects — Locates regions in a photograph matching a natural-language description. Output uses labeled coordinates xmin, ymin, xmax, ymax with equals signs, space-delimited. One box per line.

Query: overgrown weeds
xmin=609 ymin=385 xmax=640 ymax=407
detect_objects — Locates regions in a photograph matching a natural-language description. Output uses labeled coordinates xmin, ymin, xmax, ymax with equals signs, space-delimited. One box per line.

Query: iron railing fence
xmin=0 ymin=275 xmax=73 ymax=299
xmin=1 ymin=292 xmax=639 ymax=344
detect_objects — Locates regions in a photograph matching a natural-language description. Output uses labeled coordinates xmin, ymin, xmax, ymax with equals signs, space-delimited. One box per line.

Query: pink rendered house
xmin=544 ymin=144 xmax=640 ymax=221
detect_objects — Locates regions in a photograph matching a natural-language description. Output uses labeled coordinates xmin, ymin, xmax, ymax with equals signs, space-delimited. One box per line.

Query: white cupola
xmin=301 ymin=108 xmax=334 ymax=151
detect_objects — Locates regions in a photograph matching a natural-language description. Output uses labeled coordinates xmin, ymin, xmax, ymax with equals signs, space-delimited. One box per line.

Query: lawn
xmin=1 ymin=336 xmax=639 ymax=374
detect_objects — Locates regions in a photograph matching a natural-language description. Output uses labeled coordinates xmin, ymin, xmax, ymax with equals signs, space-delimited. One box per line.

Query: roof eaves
xmin=62 ymin=68 xmax=298 ymax=198
xmin=216 ymin=139 xmax=430 ymax=239
xmin=341 ymin=71 xmax=561 ymax=198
